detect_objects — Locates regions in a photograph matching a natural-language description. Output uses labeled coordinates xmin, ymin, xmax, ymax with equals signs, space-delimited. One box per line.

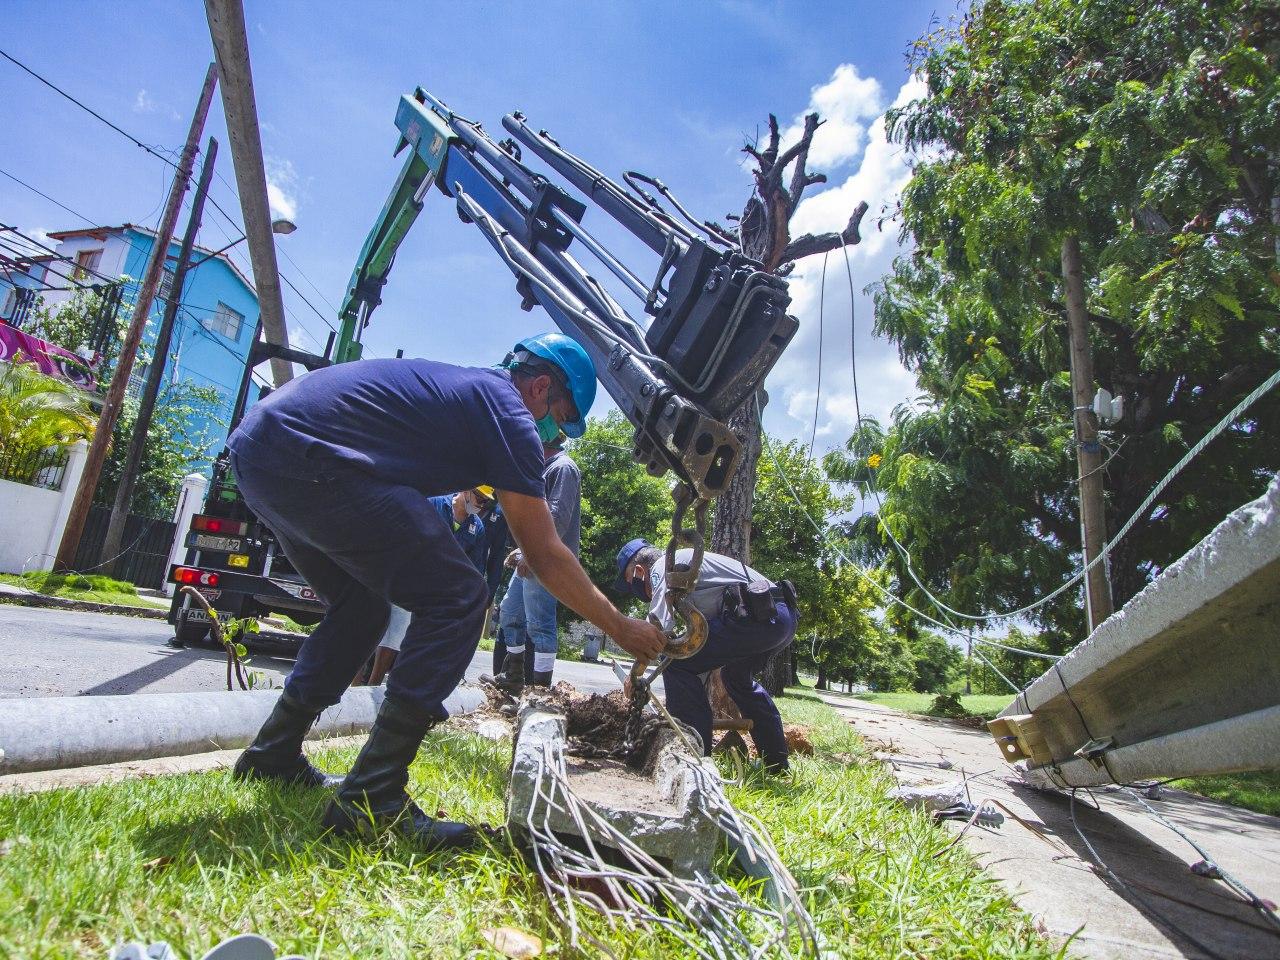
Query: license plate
xmin=188 ymin=532 xmax=244 ymax=553
xmin=185 ymin=608 xmax=211 ymax=622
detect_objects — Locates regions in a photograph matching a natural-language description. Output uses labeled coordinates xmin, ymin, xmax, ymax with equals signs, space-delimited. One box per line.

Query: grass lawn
xmin=0 ymin=692 xmax=1062 ymax=959
xmin=1173 ymin=770 xmax=1280 ymax=818
xmin=844 ymin=689 xmax=1014 ymax=721
xmin=0 ymin=572 xmax=168 ymax=610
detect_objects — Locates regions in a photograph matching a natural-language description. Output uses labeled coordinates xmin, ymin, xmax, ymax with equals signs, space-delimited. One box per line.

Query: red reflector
xmin=172 ymin=567 xmax=220 ymax=588
xmin=191 ymin=515 xmax=247 ymax=536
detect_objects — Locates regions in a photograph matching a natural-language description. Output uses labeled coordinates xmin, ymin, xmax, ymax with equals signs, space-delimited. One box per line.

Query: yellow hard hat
xmin=474 ymin=485 xmax=495 ymax=500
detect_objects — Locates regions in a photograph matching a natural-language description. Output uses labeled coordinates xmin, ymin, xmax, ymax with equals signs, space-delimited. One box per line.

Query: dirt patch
xmin=713 ymin=723 xmax=815 ymax=759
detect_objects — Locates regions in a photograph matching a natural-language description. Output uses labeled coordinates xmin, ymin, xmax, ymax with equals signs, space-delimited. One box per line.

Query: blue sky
xmin=1 ymin=0 xmax=939 ymax=452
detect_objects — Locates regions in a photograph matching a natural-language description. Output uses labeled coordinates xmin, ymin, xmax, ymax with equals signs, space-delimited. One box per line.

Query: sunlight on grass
xmin=0 ymin=572 xmax=167 ymax=609
xmin=838 ymin=689 xmax=1013 ymax=720
xmin=0 ymin=696 xmax=1063 ymax=958
xmin=1173 ymin=770 xmax=1280 ymax=818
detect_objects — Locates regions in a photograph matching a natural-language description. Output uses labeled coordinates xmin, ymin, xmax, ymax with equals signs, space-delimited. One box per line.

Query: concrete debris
xmin=507 ymin=704 xmax=720 ymax=877
xmin=887 ymin=782 xmax=964 ymax=813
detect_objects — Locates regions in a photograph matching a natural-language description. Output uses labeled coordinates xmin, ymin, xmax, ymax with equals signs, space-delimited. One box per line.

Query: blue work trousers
xmin=498 ymin=573 xmax=559 ymax=674
xmin=232 ymin=454 xmax=488 ymax=718
xmin=662 ymin=600 xmax=797 ymax=770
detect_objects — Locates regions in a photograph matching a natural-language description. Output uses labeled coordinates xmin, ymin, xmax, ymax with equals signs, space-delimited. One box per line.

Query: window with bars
xmin=202 ymin=301 xmax=244 ymax=341
xmin=72 ymin=248 xmax=103 ymax=281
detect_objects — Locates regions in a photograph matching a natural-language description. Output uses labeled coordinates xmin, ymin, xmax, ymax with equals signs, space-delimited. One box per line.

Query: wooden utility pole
xmin=100 ymin=137 xmax=219 ymax=576
xmin=55 ymin=64 xmax=218 ymax=574
xmin=1061 ymin=233 xmax=1114 ymax=632
xmin=204 ymin=0 xmax=293 ymax=387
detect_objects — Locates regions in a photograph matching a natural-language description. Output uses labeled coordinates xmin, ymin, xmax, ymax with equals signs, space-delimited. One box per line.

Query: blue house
xmin=42 ymin=224 xmax=260 ymax=476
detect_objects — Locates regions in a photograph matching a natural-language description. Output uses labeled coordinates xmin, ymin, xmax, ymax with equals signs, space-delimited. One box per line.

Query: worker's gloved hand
xmin=611 ymin=616 xmax=666 ymax=663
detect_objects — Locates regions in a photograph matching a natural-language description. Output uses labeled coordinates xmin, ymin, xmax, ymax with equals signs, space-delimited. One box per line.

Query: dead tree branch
xmin=779 ymin=200 xmax=870 ymax=264
xmin=739 ymin=111 xmax=864 ymax=271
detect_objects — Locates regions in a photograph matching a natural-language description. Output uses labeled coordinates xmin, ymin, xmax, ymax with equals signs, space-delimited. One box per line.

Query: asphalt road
xmin=0 ymin=604 xmax=629 ymax=700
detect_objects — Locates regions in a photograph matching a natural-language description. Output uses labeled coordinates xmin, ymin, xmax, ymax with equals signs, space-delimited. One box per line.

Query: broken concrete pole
xmin=507 ymin=705 xmax=721 ymax=878
xmin=993 ymin=473 xmax=1280 ymax=788
xmin=0 ymin=684 xmax=485 ymax=775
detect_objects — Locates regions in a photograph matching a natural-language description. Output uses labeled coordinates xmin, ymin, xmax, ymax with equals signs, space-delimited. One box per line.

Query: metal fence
xmin=73 ymin=507 xmax=177 ymax=589
xmin=0 ymin=444 xmax=69 ymax=490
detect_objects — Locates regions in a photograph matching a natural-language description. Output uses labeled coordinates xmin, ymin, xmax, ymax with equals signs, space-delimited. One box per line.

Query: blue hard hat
xmin=512 ymin=332 xmax=596 ymax=438
xmin=614 ymin=538 xmax=654 ymax=589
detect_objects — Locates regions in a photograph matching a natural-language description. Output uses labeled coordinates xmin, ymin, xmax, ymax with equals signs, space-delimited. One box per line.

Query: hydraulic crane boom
xmin=340 ymin=89 xmax=800 ymax=658
xmin=339 ymin=88 xmax=797 ymax=501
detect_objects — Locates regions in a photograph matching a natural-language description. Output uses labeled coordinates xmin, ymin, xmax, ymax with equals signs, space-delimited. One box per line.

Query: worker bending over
xmin=228 ymin=334 xmax=665 ymax=851
xmin=488 ymin=431 xmax=581 ymax=689
xmin=616 ymin=539 xmax=797 ymax=773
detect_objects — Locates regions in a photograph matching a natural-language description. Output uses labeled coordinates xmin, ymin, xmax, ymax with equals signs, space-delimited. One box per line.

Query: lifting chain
xmin=623 ymin=482 xmax=711 ymax=755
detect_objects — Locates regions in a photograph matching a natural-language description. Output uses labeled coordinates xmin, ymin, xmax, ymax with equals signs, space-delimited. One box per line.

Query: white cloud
xmin=779 ymin=64 xmax=883 ymax=171
xmin=265 ymin=156 xmax=299 ymax=222
xmin=133 ymin=89 xmax=156 ymax=113
xmin=762 ymin=74 xmax=928 ymax=451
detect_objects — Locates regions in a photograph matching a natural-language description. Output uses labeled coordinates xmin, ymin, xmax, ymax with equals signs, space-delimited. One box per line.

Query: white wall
xmin=0 ymin=441 xmax=88 ymax=575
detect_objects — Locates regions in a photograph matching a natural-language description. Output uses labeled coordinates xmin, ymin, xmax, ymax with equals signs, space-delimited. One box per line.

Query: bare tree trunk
xmin=701 ymin=110 xmax=866 ymax=704
xmin=710 ymin=392 xmax=764 ymax=561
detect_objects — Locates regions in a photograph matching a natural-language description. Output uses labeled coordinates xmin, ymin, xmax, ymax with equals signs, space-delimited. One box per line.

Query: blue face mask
xmin=628 ymin=573 xmax=650 ymax=600
xmin=536 ymin=411 xmax=561 ymax=444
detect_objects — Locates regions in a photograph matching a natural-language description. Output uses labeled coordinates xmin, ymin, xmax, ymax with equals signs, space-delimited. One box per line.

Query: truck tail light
xmin=172 ymin=567 xmax=220 ymax=588
xmin=191 ymin=515 xmax=249 ymax=537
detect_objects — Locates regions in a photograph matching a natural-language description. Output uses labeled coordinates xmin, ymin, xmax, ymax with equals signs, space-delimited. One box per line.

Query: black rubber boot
xmin=321 ymin=695 xmax=479 ymax=851
xmin=480 ymin=649 xmax=526 ymax=694
xmin=530 ymin=669 xmax=553 ymax=688
xmin=233 ymin=691 xmax=343 ymax=788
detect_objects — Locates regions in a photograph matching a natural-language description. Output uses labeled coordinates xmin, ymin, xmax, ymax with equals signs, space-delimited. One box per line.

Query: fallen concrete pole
xmin=991 ymin=473 xmax=1280 ymax=789
xmin=0 ymin=684 xmax=484 ymax=776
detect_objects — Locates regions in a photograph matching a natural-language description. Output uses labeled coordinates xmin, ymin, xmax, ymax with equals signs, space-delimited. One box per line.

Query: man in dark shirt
xmin=228 ymin=333 xmax=665 ymax=851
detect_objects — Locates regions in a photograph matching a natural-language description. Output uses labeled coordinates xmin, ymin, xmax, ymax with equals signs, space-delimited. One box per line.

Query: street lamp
xmin=270 ymin=218 xmax=297 ymax=236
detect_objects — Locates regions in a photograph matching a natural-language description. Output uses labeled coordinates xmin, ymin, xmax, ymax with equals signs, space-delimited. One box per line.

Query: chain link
xmin=621 ymin=482 xmax=712 ymax=755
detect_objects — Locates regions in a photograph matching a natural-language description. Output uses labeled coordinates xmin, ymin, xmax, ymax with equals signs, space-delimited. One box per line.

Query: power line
xmin=808 ymin=250 xmax=827 ymax=460
xmin=0 ymin=167 xmax=99 ymax=228
xmin=0 ymin=49 xmax=177 ymax=167
xmin=1 ymin=49 xmax=341 ymax=351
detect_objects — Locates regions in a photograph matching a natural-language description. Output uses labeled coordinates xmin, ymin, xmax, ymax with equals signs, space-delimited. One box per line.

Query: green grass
xmin=839 ymin=689 xmax=1014 ymax=721
xmin=0 ymin=694 xmax=1063 ymax=959
xmin=0 ymin=572 xmax=168 ymax=610
xmin=1173 ymin=770 xmax=1280 ymax=818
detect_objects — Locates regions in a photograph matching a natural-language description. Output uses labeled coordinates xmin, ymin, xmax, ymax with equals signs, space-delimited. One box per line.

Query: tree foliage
xmin=842 ymin=0 xmax=1280 ymax=643
xmin=568 ymin=411 xmax=673 ymax=603
xmin=92 ymin=381 xmax=222 ymax=518
xmin=0 ymin=356 xmax=96 ymax=458
xmin=27 ymin=286 xmax=222 ymax=517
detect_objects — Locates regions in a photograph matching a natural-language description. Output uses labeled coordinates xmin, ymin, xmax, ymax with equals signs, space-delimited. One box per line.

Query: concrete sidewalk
xmin=818 ymin=691 xmax=1280 ymax=960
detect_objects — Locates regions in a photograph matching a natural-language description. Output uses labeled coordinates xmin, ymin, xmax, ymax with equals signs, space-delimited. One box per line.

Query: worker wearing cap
xmin=226 ymin=333 xmax=666 ymax=851
xmin=488 ymin=430 xmax=581 ymax=689
xmin=615 ymin=539 xmax=797 ymax=773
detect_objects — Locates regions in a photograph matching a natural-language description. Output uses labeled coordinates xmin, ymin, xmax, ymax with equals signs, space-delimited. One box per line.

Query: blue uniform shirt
xmin=229 ymin=358 xmax=546 ymax=500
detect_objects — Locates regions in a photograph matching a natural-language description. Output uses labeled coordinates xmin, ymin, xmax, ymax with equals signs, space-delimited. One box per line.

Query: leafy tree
xmin=93 ymin=381 xmax=222 ymax=518
xmin=568 ymin=411 xmax=673 ymax=602
xmin=908 ymin=631 xmax=961 ymax=694
xmin=969 ymin=628 xmax=1053 ymax=695
xmin=842 ymin=0 xmax=1280 ymax=643
xmin=0 ymin=356 xmax=96 ymax=474
xmin=31 ymin=284 xmax=129 ymax=370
